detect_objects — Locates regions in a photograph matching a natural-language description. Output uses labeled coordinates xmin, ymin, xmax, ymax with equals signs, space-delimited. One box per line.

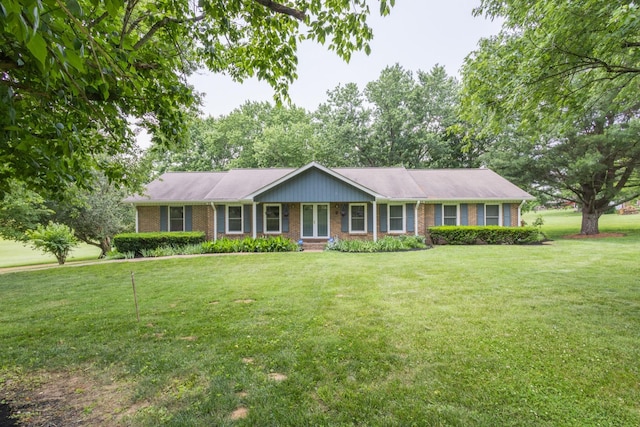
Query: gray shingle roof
xmin=124 ymin=164 xmax=533 ymax=204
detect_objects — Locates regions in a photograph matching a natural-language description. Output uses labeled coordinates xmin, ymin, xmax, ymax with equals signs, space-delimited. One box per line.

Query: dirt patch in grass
xmin=267 ymin=373 xmax=287 ymax=382
xmin=1 ymin=370 xmax=145 ymax=426
xmin=230 ymin=406 xmax=248 ymax=420
xmin=563 ymin=232 xmax=625 ymax=239
xmin=234 ymin=299 xmax=255 ymax=304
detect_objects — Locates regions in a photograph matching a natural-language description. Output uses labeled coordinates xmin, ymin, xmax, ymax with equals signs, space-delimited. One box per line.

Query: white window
xmin=443 ymin=205 xmax=457 ymax=226
xmin=169 ymin=206 xmax=184 ymax=231
xmin=227 ymin=205 xmax=243 ymax=233
xmin=264 ymin=204 xmax=281 ymax=233
xmin=485 ymin=204 xmax=500 ymax=226
xmin=388 ymin=204 xmax=405 ymax=232
xmin=350 ymin=204 xmax=367 ymax=233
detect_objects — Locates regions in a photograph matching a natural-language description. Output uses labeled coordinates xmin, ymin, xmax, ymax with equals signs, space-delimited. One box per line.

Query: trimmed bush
xmin=428 ymin=226 xmax=542 ymax=245
xmin=326 ymin=235 xmax=428 ymax=253
xmin=201 ymin=236 xmax=298 ymax=254
xmin=113 ymin=232 xmax=206 ymax=256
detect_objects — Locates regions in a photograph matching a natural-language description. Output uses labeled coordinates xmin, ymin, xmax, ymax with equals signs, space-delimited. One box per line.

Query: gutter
xmin=211 ymin=203 xmax=217 ymax=242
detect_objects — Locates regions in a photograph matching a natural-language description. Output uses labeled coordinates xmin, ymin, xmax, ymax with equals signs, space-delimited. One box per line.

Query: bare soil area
xmin=563 ymin=232 xmax=625 ymax=239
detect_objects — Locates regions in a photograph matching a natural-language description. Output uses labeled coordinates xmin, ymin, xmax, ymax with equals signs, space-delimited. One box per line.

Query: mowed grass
xmin=0 ymin=238 xmax=102 ymax=268
xmin=1 ymin=211 xmax=639 ymax=426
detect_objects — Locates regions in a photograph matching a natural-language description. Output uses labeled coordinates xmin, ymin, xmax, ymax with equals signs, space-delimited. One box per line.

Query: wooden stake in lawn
xmin=131 ymin=271 xmax=140 ymax=323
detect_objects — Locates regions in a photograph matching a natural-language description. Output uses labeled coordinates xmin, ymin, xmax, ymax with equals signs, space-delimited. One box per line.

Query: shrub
xmin=427 ymin=226 xmax=542 ymax=245
xmin=25 ymin=221 xmax=78 ymax=265
xmin=326 ymin=235 xmax=428 ymax=253
xmin=201 ymin=236 xmax=298 ymax=254
xmin=113 ymin=232 xmax=206 ymax=256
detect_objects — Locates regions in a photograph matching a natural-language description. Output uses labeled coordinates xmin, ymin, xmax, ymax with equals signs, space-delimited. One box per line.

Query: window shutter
xmin=460 ymin=204 xmax=468 ymax=226
xmin=160 ymin=206 xmax=168 ymax=231
xmin=406 ymin=203 xmax=415 ymax=232
xmin=185 ymin=206 xmax=192 ymax=231
xmin=476 ymin=203 xmax=485 ymax=226
xmin=379 ymin=204 xmax=387 ymax=232
xmin=282 ymin=204 xmax=289 ymax=233
xmin=243 ymin=205 xmax=252 ymax=233
xmin=503 ymin=203 xmax=511 ymax=226
xmin=216 ymin=205 xmax=225 ymax=233
xmin=341 ymin=203 xmax=348 ymax=232
xmin=367 ymin=203 xmax=373 ymax=231
xmin=434 ymin=204 xmax=442 ymax=226
xmin=256 ymin=204 xmax=263 ymax=233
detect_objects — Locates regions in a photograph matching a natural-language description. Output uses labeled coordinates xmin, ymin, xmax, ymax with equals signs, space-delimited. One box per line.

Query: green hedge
xmin=428 ymin=226 xmax=542 ymax=245
xmin=113 ymin=232 xmax=206 ymax=256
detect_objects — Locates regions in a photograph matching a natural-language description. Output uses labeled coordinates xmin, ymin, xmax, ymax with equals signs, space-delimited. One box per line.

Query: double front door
xmin=301 ymin=204 xmax=329 ymax=238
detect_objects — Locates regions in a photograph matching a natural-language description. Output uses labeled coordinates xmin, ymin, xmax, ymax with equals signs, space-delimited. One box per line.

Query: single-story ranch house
xmin=124 ymin=162 xmax=534 ymax=243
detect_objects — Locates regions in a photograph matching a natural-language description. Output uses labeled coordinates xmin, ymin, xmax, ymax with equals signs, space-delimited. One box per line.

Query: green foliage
xmin=113 ymin=232 xmax=206 ymax=256
xmin=0 ymin=180 xmax=52 ymax=241
xmin=201 ymin=236 xmax=298 ymax=254
xmin=428 ymin=226 xmax=542 ymax=245
xmin=25 ymin=221 xmax=78 ymax=264
xmin=1 ymin=0 xmax=389 ymax=198
xmin=326 ymin=235 xmax=428 ymax=252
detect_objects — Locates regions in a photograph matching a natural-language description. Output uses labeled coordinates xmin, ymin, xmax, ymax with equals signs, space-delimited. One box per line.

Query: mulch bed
xmin=563 ymin=233 xmax=625 ymax=239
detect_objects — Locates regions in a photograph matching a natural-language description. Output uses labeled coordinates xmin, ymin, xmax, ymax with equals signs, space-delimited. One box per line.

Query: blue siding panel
xmin=407 ymin=203 xmax=415 ymax=232
xmin=185 ymin=206 xmax=192 ymax=231
xmin=160 ymin=206 xmax=168 ymax=231
xmin=434 ymin=204 xmax=442 ymax=226
xmin=216 ymin=205 xmax=225 ymax=233
xmin=477 ymin=203 xmax=485 ymax=226
xmin=503 ymin=203 xmax=512 ymax=226
xmin=379 ymin=204 xmax=387 ymax=232
xmin=256 ymin=205 xmax=263 ymax=233
xmin=243 ymin=205 xmax=252 ymax=233
xmin=460 ymin=204 xmax=468 ymax=226
xmin=255 ymin=168 xmax=373 ymax=203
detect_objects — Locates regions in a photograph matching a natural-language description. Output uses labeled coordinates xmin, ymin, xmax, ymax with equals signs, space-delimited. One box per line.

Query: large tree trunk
xmin=580 ymin=211 xmax=601 ymax=235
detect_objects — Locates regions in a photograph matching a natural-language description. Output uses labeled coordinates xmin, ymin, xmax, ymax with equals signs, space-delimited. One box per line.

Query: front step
xmin=300 ymin=240 xmax=328 ymax=251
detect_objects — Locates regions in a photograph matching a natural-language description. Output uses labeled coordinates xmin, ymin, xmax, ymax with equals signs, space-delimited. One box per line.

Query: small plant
xmin=326 ymin=235 xmax=428 ymax=253
xmin=25 ymin=222 xmax=78 ymax=265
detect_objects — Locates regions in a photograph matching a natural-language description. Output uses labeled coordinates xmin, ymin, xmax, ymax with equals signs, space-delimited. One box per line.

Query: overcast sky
xmin=187 ymin=1 xmax=502 ymax=118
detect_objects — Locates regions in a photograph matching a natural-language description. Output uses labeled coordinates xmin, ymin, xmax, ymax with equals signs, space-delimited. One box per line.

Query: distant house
xmin=124 ymin=162 xmax=534 ymax=242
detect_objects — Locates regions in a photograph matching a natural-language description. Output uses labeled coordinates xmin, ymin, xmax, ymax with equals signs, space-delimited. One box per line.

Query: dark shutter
xmin=379 ymin=204 xmax=387 ymax=232
xmin=434 ymin=204 xmax=442 ymax=226
xmin=243 ymin=205 xmax=252 ymax=233
xmin=460 ymin=204 xmax=468 ymax=226
xmin=160 ymin=206 xmax=168 ymax=231
xmin=185 ymin=206 xmax=192 ymax=231
xmin=216 ymin=205 xmax=225 ymax=233
xmin=341 ymin=203 xmax=348 ymax=232
xmin=367 ymin=203 xmax=373 ymax=231
xmin=406 ymin=203 xmax=415 ymax=232
xmin=476 ymin=203 xmax=485 ymax=226
xmin=282 ymin=204 xmax=289 ymax=233
xmin=503 ymin=203 xmax=512 ymax=226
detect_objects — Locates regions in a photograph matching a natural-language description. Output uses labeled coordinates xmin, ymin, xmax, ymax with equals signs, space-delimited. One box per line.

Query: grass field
xmin=0 ymin=238 xmax=102 ymax=268
xmin=1 ymin=210 xmax=639 ymax=426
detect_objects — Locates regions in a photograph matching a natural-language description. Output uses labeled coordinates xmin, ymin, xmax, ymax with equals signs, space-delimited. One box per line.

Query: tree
xmin=26 ymin=222 xmax=78 ymax=265
xmin=49 ymin=174 xmax=136 ymax=257
xmin=462 ymin=2 xmax=640 ymax=234
xmin=0 ymin=180 xmax=52 ymax=241
xmin=1 ymin=0 xmax=394 ymax=197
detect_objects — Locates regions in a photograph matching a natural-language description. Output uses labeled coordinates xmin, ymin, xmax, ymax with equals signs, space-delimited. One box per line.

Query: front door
xmin=301 ymin=204 xmax=329 ymax=238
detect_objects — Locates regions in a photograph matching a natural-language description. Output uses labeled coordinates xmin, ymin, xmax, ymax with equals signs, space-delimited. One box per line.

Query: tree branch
xmin=252 ymin=0 xmax=306 ymax=20
xmin=133 ymin=14 xmax=206 ymax=50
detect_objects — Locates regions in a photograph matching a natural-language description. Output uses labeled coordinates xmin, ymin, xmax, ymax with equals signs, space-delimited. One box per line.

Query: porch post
xmin=134 ymin=205 xmax=138 ymax=233
xmin=415 ymin=201 xmax=420 ymax=236
xmin=211 ymin=203 xmax=217 ymax=242
xmin=373 ymin=200 xmax=378 ymax=242
xmin=252 ymin=202 xmax=257 ymax=238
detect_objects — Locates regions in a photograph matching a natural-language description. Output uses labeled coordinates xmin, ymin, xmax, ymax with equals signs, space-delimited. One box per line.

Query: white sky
xmin=188 ymin=1 xmax=502 ymax=118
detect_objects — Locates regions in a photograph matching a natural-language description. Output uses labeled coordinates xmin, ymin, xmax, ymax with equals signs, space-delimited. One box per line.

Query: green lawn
xmin=1 ymin=211 xmax=639 ymax=426
xmin=0 ymin=238 xmax=102 ymax=268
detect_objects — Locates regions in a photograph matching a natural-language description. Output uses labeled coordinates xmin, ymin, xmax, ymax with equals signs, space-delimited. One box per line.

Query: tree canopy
xmin=1 ymin=0 xmax=393 ymax=198
xmin=462 ymin=0 xmax=640 ymax=234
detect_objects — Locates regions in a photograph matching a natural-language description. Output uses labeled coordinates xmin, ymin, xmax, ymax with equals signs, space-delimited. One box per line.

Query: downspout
xmin=373 ymin=200 xmax=378 ymax=242
xmin=211 ymin=203 xmax=217 ymax=242
xmin=414 ymin=201 xmax=420 ymax=236
xmin=518 ymin=200 xmax=526 ymax=227
xmin=133 ymin=204 xmax=138 ymax=233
